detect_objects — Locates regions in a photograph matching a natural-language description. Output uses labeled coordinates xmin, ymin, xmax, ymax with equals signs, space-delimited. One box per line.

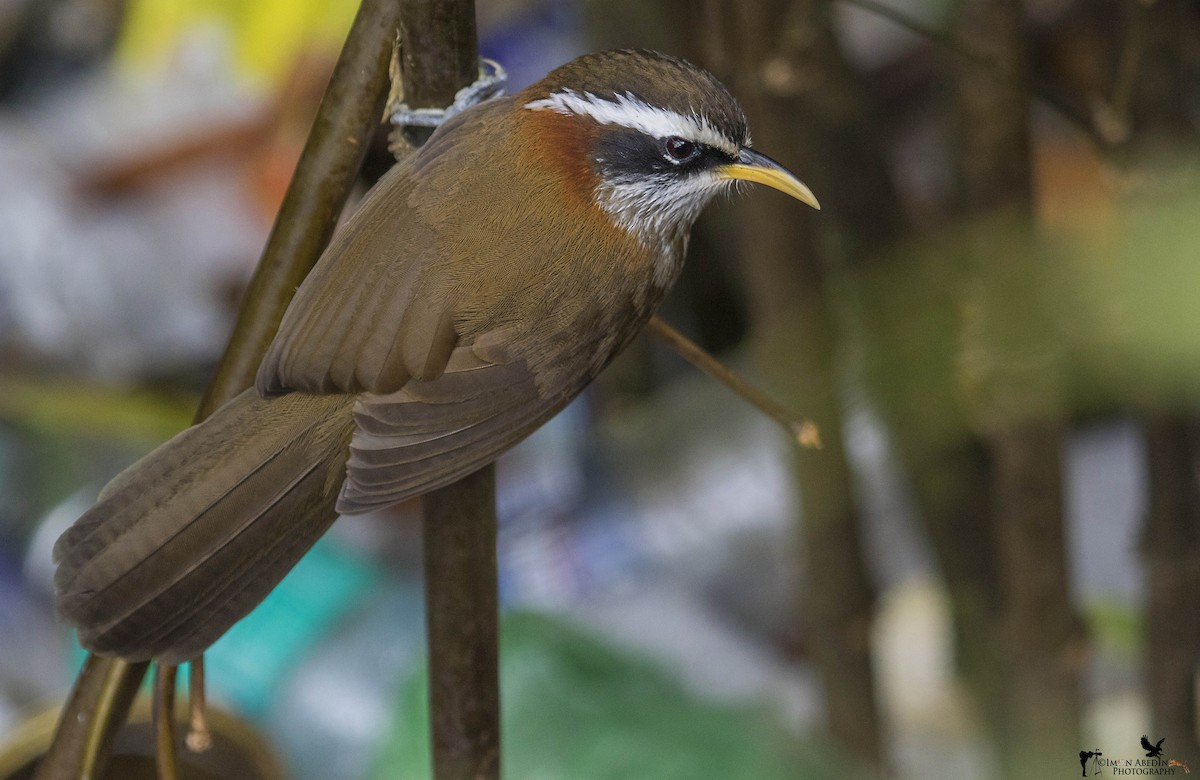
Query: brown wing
xmin=336 ymin=338 xmax=580 ymax=514
xmin=255 ymin=161 xmax=455 ymax=396
xmin=255 ymin=95 xmax=654 ymax=512
xmin=255 ymin=100 xmax=514 ymax=397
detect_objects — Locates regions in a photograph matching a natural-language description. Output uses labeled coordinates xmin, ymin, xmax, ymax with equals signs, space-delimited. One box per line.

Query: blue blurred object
xmin=202 ymin=538 xmax=381 ymax=717
xmin=480 ymin=0 xmax=585 ymax=91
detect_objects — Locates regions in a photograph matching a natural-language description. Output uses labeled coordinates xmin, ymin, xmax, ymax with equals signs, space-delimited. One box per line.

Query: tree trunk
xmin=1142 ymin=417 xmax=1200 ymax=761
xmin=1127 ymin=0 xmax=1200 ymax=761
xmin=701 ymin=0 xmax=892 ymax=771
xmin=952 ymin=0 xmax=1083 ymax=771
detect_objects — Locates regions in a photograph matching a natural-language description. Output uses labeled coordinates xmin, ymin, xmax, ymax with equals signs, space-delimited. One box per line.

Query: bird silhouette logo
xmin=1140 ymin=735 xmax=1165 ymax=758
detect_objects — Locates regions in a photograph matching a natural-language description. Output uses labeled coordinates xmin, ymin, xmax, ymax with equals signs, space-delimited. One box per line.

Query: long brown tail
xmin=53 ymin=389 xmax=356 ymax=664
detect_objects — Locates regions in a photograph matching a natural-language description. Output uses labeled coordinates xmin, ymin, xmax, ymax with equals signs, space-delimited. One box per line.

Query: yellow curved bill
xmin=718 ymin=148 xmax=821 ymax=210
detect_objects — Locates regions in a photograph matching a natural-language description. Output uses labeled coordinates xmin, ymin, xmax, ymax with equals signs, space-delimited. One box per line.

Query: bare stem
xmin=840 ymin=0 xmax=1107 ymax=150
xmin=648 ymin=316 xmax=822 ymax=449
xmin=422 ymin=467 xmax=501 ymax=779
xmin=34 ymin=657 xmax=149 ymax=780
xmin=153 ymin=665 xmax=180 ymax=780
xmin=390 ymin=2 xmax=500 ymax=778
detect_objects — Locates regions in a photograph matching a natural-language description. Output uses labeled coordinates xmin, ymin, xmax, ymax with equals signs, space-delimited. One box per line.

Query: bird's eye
xmin=663 ymin=136 xmax=698 ymax=163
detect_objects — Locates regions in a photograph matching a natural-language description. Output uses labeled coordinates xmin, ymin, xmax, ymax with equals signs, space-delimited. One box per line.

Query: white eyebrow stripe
xmin=524 ymin=89 xmax=739 ymax=157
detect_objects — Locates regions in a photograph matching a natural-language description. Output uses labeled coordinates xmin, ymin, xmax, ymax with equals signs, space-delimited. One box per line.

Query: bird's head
xmin=519 ymin=49 xmax=819 ymax=250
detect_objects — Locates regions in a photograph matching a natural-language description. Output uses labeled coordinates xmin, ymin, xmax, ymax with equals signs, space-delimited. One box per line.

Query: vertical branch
xmin=395 ymin=0 xmax=479 ymax=147
xmin=392 ymin=3 xmax=499 ymax=778
xmin=423 ymin=467 xmax=500 ymax=779
xmin=35 ymin=1 xmax=402 ymax=777
xmin=953 ymin=0 xmax=1082 ymax=772
xmin=394 ymin=0 xmax=478 ymax=101
xmin=786 ymin=296 xmax=884 ymax=770
xmin=1126 ymin=1 xmax=1200 ymax=759
xmin=707 ymin=0 xmax=889 ymax=771
xmin=1142 ymin=419 xmax=1200 ymax=761
xmin=153 ymin=665 xmax=180 ymax=780
xmin=952 ymin=0 xmax=1032 ymax=213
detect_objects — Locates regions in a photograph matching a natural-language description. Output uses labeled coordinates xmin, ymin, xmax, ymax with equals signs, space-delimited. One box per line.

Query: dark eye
xmin=663 ymin=136 xmax=698 ymax=163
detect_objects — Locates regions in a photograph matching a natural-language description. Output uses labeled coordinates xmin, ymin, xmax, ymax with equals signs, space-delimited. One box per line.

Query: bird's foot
xmin=387 ymin=57 xmax=507 ymax=130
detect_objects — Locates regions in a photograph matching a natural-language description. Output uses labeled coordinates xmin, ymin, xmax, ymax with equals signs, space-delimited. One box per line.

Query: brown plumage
xmin=53 ymin=49 xmax=818 ymax=663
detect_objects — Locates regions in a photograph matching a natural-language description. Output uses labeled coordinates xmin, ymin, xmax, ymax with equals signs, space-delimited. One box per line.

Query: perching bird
xmin=1142 ymin=735 xmax=1165 ymax=758
xmin=53 ymin=49 xmax=819 ymax=664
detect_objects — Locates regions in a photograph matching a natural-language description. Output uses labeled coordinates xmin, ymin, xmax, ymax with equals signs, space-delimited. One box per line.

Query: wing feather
xmin=256 ymin=99 xmax=514 ymax=397
xmin=336 ymin=343 xmax=578 ymax=515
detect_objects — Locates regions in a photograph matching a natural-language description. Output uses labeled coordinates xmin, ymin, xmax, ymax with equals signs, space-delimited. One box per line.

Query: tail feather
xmin=54 ymin=389 xmax=356 ymax=663
xmin=96 ymin=458 xmax=333 ymax=661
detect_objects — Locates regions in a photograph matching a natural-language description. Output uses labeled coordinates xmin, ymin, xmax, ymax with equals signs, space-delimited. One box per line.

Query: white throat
xmin=524 ymin=88 xmax=737 ymax=270
xmin=595 ymin=171 xmax=724 ymax=252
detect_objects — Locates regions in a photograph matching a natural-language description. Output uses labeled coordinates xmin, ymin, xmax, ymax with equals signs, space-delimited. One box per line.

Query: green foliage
xmin=848 ymin=157 xmax=1200 ymax=456
xmin=0 ymin=376 xmax=194 ymax=444
xmin=374 ymin=611 xmax=849 ymax=780
xmin=1084 ymin=598 xmax=1144 ymax=660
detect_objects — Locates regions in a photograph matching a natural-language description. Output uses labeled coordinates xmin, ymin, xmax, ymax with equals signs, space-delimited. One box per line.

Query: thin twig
xmin=839 ymin=0 xmax=1108 ymax=150
xmin=185 ymin=657 xmax=213 ymax=753
xmin=153 ymin=665 xmax=180 ymax=780
xmin=648 ymin=316 xmax=822 ymax=449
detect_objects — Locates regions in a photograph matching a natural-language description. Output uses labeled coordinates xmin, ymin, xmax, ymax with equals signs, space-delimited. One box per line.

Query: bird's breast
xmin=408 ymin=105 xmax=684 ymax=387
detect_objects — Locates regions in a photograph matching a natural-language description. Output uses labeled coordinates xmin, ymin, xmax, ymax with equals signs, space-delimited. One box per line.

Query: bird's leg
xmin=387 ymin=56 xmax=506 ymax=127
xmin=185 ymin=657 xmax=213 ymax=753
xmin=153 ymin=664 xmax=180 ymax=780
xmin=385 ymin=45 xmax=506 ymax=153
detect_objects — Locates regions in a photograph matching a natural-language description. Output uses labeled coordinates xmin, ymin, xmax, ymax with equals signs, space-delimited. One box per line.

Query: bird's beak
xmin=718 ymin=148 xmax=821 ymax=210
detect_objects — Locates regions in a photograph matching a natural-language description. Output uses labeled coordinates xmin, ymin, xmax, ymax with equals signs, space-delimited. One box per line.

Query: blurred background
xmin=0 ymin=0 xmax=1198 ymax=778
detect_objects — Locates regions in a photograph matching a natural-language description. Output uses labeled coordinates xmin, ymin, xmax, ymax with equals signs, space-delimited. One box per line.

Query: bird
xmin=1142 ymin=735 xmax=1165 ymax=758
xmin=53 ymin=49 xmax=820 ymax=664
